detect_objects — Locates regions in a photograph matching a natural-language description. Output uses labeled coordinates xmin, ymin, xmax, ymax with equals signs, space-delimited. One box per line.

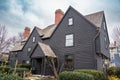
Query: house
xmin=109 ymin=41 xmax=120 ymax=67
xmin=9 ymin=27 xmax=30 ymax=67
xmin=9 ymin=6 xmax=110 ymax=75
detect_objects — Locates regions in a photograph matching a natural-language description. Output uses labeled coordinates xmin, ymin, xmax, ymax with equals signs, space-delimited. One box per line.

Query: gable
xmin=30 ymin=44 xmax=44 ymax=58
xmin=30 ymin=42 xmax=56 ymax=58
xmin=22 ymin=27 xmax=43 ymax=56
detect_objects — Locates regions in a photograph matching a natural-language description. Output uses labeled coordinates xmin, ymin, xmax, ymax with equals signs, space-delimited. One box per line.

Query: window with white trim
xmin=68 ymin=18 xmax=73 ymax=25
xmin=33 ymin=37 xmax=36 ymax=42
xmin=65 ymin=34 xmax=73 ymax=47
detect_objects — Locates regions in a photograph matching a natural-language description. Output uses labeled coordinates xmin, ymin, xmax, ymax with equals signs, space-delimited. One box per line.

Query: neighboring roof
xmin=38 ymin=42 xmax=56 ymax=57
xmin=85 ymin=11 xmax=104 ymax=27
xmin=0 ymin=53 xmax=9 ymax=61
xmin=11 ymin=42 xmax=23 ymax=52
xmin=36 ymin=24 xmax=57 ymax=39
xmin=42 ymin=24 xmax=57 ymax=39
xmin=36 ymin=27 xmax=44 ymax=36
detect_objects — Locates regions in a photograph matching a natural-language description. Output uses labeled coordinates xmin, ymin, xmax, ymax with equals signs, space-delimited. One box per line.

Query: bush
xmin=9 ymin=68 xmax=29 ymax=77
xmin=17 ymin=64 xmax=30 ymax=69
xmin=59 ymin=71 xmax=94 ymax=80
xmin=108 ymin=76 xmax=120 ymax=80
xmin=0 ymin=66 xmax=11 ymax=73
xmin=74 ymin=69 xmax=106 ymax=80
xmin=0 ymin=74 xmax=22 ymax=80
xmin=108 ymin=67 xmax=120 ymax=78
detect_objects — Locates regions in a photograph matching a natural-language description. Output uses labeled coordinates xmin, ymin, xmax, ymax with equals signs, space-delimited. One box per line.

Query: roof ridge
xmin=85 ymin=11 xmax=104 ymax=17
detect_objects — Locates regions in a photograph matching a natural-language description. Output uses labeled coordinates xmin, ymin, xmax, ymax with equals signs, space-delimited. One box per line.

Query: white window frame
xmin=33 ymin=37 xmax=36 ymax=42
xmin=65 ymin=34 xmax=74 ymax=47
xmin=68 ymin=18 xmax=73 ymax=26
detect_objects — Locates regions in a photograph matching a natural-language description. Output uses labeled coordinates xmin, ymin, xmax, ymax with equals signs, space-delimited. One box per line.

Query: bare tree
xmin=112 ymin=26 xmax=120 ymax=46
xmin=16 ymin=32 xmax=24 ymax=42
xmin=47 ymin=57 xmax=58 ymax=80
xmin=0 ymin=24 xmax=17 ymax=53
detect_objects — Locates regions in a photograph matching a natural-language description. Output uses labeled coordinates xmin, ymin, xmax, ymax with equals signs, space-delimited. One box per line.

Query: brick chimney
xmin=55 ymin=9 xmax=64 ymax=24
xmin=23 ymin=27 xmax=30 ymax=39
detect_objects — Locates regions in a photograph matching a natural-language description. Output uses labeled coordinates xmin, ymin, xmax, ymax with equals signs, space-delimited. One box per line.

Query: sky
xmin=0 ymin=0 xmax=120 ymax=42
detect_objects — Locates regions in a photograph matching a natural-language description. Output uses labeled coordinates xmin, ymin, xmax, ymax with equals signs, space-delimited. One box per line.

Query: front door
xmin=31 ymin=58 xmax=43 ymax=74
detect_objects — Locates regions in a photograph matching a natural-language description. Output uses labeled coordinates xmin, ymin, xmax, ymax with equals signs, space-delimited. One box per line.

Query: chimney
xmin=55 ymin=9 xmax=64 ymax=24
xmin=23 ymin=27 xmax=30 ymax=39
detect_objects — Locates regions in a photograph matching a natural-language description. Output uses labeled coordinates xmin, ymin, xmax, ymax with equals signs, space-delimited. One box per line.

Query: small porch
xmin=30 ymin=42 xmax=56 ymax=75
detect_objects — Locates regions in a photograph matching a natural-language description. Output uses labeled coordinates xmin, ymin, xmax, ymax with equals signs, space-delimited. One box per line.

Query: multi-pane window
xmin=65 ymin=34 xmax=73 ymax=47
xmin=64 ymin=55 xmax=74 ymax=69
xmin=33 ymin=37 xmax=36 ymax=42
xmin=68 ymin=18 xmax=73 ymax=25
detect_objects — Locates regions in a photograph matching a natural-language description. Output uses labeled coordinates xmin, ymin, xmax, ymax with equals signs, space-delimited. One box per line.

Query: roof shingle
xmin=85 ymin=11 xmax=104 ymax=27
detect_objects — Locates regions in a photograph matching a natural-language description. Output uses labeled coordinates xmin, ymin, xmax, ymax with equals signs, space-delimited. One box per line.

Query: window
xmin=33 ymin=37 xmax=36 ymax=42
xmin=103 ymin=22 xmax=106 ymax=30
xmin=28 ymin=48 xmax=31 ymax=52
xmin=111 ymin=54 xmax=115 ymax=59
xmin=65 ymin=34 xmax=74 ymax=47
xmin=64 ymin=55 xmax=74 ymax=69
xmin=104 ymin=37 xmax=107 ymax=49
xmin=68 ymin=18 xmax=73 ymax=25
xmin=26 ymin=61 xmax=30 ymax=64
xmin=119 ymin=53 xmax=120 ymax=57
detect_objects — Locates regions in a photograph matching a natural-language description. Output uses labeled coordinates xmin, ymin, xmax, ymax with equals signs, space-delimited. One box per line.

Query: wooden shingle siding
xmin=44 ymin=7 xmax=97 ymax=70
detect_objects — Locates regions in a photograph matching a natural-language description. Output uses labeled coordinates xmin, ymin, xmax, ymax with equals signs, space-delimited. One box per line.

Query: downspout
xmin=93 ymin=27 xmax=100 ymax=69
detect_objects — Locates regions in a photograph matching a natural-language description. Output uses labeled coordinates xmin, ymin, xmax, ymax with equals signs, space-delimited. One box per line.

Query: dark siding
xmin=44 ymin=7 xmax=97 ymax=70
xmin=31 ymin=45 xmax=44 ymax=58
xmin=99 ymin=15 xmax=110 ymax=57
xmin=21 ymin=28 xmax=42 ymax=63
xmin=9 ymin=51 xmax=21 ymax=67
xmin=96 ymin=54 xmax=103 ymax=71
xmin=95 ymin=35 xmax=101 ymax=53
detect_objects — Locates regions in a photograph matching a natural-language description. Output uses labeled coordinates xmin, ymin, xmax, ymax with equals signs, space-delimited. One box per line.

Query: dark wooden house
xmin=9 ymin=6 xmax=110 ymax=75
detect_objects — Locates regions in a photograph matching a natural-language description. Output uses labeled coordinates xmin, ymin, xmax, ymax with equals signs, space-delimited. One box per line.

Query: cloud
xmin=0 ymin=0 xmax=120 ymax=43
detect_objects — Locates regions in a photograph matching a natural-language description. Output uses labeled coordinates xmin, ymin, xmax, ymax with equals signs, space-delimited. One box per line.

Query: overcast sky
xmin=0 ymin=0 xmax=120 ymax=42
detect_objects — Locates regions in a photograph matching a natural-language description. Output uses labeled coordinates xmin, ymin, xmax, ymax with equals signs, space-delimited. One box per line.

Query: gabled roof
xmin=85 ymin=11 xmax=104 ymax=27
xmin=38 ymin=42 xmax=56 ymax=57
xmin=36 ymin=24 xmax=57 ymax=39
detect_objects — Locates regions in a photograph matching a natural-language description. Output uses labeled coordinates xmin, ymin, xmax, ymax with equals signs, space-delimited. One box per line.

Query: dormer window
xmin=68 ymin=18 xmax=73 ymax=25
xmin=33 ymin=37 xmax=36 ymax=42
